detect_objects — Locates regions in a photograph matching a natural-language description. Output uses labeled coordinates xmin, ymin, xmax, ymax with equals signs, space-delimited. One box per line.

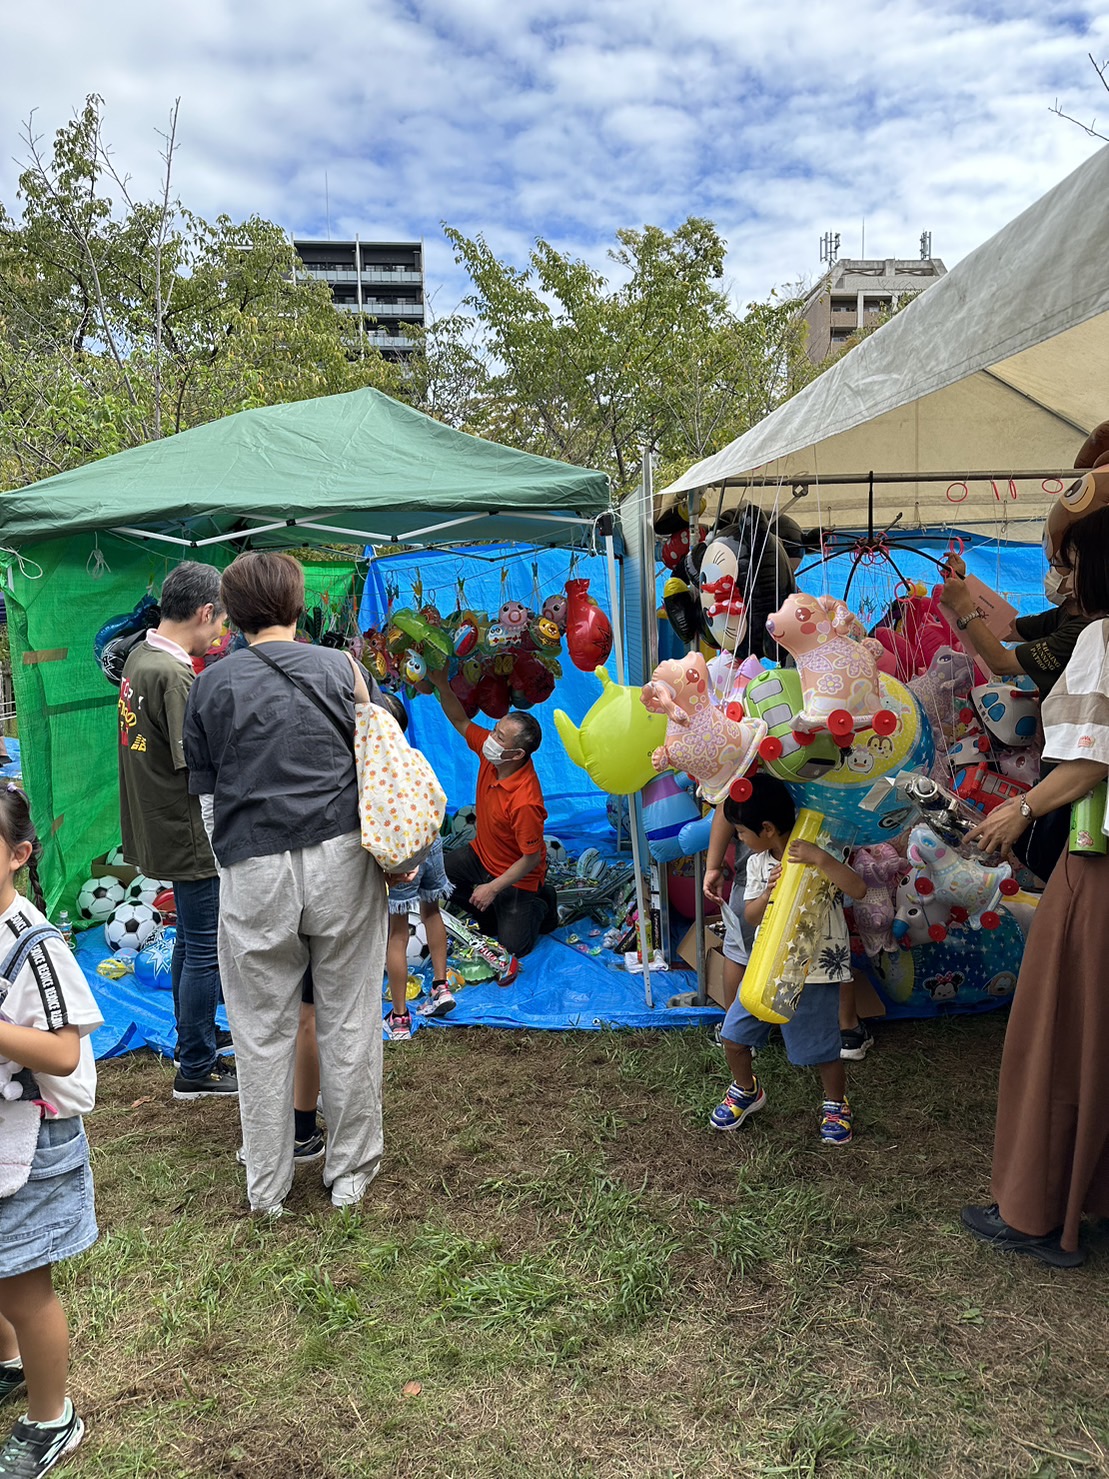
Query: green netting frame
xmin=3 ymin=537 xmax=360 ymax=913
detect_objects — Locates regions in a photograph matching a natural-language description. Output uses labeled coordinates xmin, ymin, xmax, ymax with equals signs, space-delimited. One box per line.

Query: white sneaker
xmin=330 ymin=1171 xmax=371 ymax=1208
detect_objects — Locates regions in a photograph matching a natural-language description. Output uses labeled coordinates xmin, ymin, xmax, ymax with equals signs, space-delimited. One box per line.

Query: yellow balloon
xmin=554 ymin=666 xmax=667 ymax=797
xmin=739 ymin=810 xmax=837 ymax=1024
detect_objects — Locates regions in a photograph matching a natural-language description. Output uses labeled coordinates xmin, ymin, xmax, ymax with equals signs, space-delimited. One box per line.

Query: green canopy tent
xmin=0 ymin=388 xmax=613 ymax=911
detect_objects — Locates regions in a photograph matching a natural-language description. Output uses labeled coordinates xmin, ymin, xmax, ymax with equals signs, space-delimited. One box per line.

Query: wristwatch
xmin=1018 ymin=796 xmax=1034 ymax=820
xmin=956 ymin=608 xmax=984 ymax=631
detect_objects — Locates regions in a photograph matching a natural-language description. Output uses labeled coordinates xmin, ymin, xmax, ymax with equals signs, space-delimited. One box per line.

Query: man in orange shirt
xmin=426 ymin=669 xmax=559 ymax=958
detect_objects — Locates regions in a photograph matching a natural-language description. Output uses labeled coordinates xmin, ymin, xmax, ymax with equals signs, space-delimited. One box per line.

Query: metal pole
xmin=603 ymin=529 xmax=626 ymax=686
xmin=689 ymin=487 xmax=708 ymax=1006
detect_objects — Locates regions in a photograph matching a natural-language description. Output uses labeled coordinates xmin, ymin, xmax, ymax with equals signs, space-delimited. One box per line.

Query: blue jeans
xmin=171 ymin=875 xmax=222 ymax=1079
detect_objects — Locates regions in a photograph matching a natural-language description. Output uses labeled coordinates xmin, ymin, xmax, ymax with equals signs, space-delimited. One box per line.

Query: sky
xmin=2 ymin=0 xmax=1107 ymax=315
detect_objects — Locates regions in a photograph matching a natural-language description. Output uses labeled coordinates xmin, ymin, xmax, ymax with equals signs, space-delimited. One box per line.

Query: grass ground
xmin=52 ymin=1015 xmax=1109 ymax=1478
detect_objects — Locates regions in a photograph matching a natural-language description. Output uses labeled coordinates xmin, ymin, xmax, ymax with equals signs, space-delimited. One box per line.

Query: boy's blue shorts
xmin=721 ymin=979 xmax=841 ymax=1067
xmin=387 ymin=837 xmax=449 ymax=914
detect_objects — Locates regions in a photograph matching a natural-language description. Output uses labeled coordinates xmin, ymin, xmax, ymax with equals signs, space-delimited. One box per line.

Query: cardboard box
xmin=91 ymin=852 xmax=140 ymax=887
xmin=677 ymin=921 xmax=731 ymax=1008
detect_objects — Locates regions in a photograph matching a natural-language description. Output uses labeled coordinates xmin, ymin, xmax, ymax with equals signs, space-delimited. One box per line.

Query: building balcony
xmin=302 ymin=266 xmax=423 ymax=285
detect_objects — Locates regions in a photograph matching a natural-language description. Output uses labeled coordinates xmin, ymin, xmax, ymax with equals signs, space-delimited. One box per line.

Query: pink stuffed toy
xmin=909 ymin=646 xmax=976 ymax=748
xmin=640 ymin=654 xmax=767 ymax=805
xmin=850 ymin=844 xmax=904 ymax=958
xmin=765 ymin=593 xmax=891 ymax=740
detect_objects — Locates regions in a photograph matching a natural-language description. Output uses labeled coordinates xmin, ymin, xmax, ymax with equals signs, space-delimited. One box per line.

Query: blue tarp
xmin=359 ymin=543 xmax=621 ymax=824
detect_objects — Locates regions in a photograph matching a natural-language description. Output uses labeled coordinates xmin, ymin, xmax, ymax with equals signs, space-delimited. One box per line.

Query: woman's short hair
xmin=1063 ymin=507 xmax=1109 ymax=616
xmin=220 ymin=553 xmax=305 ymax=633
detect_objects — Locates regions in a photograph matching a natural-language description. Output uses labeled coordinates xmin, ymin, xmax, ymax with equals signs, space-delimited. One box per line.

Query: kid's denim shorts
xmin=0 ymin=1116 xmax=98 ymax=1278
xmin=721 ymin=980 xmax=842 ymax=1067
xmin=387 ymin=837 xmax=449 ymax=914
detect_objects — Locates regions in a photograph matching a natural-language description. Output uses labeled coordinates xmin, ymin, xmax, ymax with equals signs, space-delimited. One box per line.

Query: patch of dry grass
xmin=48 ymin=1016 xmax=1109 ymax=1477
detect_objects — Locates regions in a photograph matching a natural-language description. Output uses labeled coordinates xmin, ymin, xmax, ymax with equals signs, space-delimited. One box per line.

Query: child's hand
xmin=703 ymin=867 xmax=728 ymax=906
xmin=788 ymin=840 xmax=826 ymax=868
xmin=766 ymin=863 xmax=782 ymax=890
xmin=386 ymin=869 xmax=419 ymax=886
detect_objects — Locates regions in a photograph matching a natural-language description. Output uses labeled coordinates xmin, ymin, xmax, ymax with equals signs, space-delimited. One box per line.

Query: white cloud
xmin=0 ymin=0 xmax=1104 ymax=318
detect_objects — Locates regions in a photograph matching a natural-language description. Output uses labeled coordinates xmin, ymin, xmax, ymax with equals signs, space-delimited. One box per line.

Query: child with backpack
xmin=0 ymin=784 xmax=102 ymax=1476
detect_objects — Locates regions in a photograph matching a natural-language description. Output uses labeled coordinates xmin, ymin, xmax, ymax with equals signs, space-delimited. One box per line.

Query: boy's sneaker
xmin=820 ymin=1098 xmax=853 ymax=1145
xmin=0 ymin=1398 xmax=84 ymax=1476
xmin=0 ymin=1364 xmax=23 ymax=1405
xmin=385 ymin=1010 xmax=412 ymax=1042
xmin=416 ymin=982 xmax=456 ymax=1018
xmin=709 ymin=1078 xmax=767 ymax=1132
xmin=839 ymin=1022 xmax=875 ymax=1061
xmin=172 ymin=1060 xmax=238 ymax=1099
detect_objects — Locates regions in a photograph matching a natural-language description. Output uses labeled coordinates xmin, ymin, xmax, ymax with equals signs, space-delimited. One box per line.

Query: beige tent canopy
xmin=659 ymin=144 xmax=1109 ymax=543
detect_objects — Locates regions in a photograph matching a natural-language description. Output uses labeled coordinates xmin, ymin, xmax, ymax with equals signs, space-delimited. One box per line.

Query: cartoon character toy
xmin=640 ymin=654 xmax=767 ymax=805
xmin=765 ymin=593 xmax=895 ymax=743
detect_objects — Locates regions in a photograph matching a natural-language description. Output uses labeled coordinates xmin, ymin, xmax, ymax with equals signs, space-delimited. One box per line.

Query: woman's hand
xmin=967 ymin=796 xmax=1030 ymax=856
xmin=938 ymin=574 xmax=975 ymax=618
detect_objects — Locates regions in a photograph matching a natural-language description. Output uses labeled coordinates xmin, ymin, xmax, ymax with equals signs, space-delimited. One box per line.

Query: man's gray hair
xmin=160 ymin=562 xmax=224 ymax=623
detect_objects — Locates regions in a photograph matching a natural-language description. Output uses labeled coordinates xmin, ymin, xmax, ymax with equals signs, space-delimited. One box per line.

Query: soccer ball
xmin=77 ymin=875 xmax=127 ymax=923
xmin=544 ymin=836 xmax=568 ymax=868
xmin=127 ymin=874 xmax=171 ymax=909
xmin=406 ymin=916 xmax=430 ymax=967
xmin=447 ymin=805 xmax=478 ymax=848
xmin=104 ymin=902 xmax=161 ymax=957
xmin=105 ymin=846 xmax=130 ymax=867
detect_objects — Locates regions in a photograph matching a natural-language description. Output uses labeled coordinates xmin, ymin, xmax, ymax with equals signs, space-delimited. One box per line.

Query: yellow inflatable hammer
xmin=553 ymin=666 xmax=667 ymax=797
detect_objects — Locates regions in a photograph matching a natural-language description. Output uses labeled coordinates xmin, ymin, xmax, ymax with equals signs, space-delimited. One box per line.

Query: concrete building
xmin=292 ymin=238 xmax=425 ymax=360
xmin=799 ymin=255 xmax=947 ymax=364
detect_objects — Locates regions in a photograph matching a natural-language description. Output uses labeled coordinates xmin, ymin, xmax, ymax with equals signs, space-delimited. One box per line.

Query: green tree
xmin=409 ymin=220 xmax=812 ymax=496
xmin=0 ymin=96 xmax=399 ymax=489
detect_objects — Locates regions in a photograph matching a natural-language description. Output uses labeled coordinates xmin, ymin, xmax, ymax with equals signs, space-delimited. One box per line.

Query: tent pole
xmin=620 ymin=468 xmax=655 ymax=1007
xmin=602 ymin=523 xmax=626 ymax=687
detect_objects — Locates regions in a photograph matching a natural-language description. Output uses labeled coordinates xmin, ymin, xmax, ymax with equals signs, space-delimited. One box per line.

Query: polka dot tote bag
xmin=353 ymin=702 xmax=447 ymax=871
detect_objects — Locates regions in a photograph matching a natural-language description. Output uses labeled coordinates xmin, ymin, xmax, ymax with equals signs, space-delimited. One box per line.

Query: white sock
xmin=0 ymin=1358 xmax=21 ymax=1371
xmin=31 ymin=1398 xmax=72 ymax=1430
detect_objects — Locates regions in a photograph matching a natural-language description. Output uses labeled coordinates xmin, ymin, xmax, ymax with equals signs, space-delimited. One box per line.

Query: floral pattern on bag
xmin=353 ymin=704 xmax=447 ymax=871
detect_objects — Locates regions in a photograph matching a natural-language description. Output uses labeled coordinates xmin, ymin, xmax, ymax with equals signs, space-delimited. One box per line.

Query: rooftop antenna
xmin=325 ymin=171 xmax=331 ymax=240
xmin=920 ymin=229 xmax=932 ymax=260
xmin=819 ymin=230 xmax=840 ymax=266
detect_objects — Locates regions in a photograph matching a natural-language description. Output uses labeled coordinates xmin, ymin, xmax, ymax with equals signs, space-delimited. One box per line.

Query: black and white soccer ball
xmin=104 ymin=901 xmax=161 ymax=956
xmin=544 ymin=836 xmax=568 ymax=868
xmin=447 ymin=805 xmax=478 ymax=847
xmin=127 ymin=874 xmax=172 ymax=909
xmin=104 ymin=846 xmax=130 ymax=868
xmin=77 ymin=875 xmax=127 ymax=923
xmin=406 ymin=915 xmax=430 ymax=967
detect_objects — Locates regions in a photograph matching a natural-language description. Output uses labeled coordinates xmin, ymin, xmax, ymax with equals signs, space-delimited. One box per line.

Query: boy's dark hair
xmin=377 ymin=692 xmax=409 ymax=733
xmin=220 ymin=552 xmax=304 ymax=633
xmin=1063 ymin=506 xmax=1109 ymax=616
xmin=723 ymin=773 xmax=796 ymax=836
xmin=0 ymin=784 xmax=44 ymax=911
xmin=507 ymin=711 xmax=542 ymax=755
xmin=160 ymin=562 xmax=223 ymax=623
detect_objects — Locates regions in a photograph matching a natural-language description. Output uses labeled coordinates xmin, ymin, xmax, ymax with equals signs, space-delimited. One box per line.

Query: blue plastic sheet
xmin=359 ymin=543 xmax=618 ymax=825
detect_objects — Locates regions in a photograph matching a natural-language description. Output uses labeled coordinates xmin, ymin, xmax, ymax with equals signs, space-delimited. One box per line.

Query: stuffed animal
xmin=765 ymin=593 xmax=890 ymax=740
xmin=640 ymin=654 xmax=767 ymax=805
xmin=850 ymin=844 xmax=904 ymax=959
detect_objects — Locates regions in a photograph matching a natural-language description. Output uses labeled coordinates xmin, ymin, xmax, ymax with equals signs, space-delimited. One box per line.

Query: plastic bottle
xmin=56 ymin=910 xmax=75 ymax=951
xmin=1069 ymin=781 xmax=1108 ymax=856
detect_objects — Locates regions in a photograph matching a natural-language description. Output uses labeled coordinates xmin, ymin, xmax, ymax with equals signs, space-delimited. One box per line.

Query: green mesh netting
xmin=3 ymin=538 xmax=360 ymax=913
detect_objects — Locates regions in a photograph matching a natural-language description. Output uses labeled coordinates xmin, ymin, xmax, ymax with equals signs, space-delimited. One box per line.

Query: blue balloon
xmin=133 ymin=927 xmax=176 ymax=991
xmin=786 ymin=683 xmax=934 ymax=846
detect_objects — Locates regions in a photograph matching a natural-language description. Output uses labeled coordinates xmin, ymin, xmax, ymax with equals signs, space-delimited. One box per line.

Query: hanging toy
xmin=401 ymin=649 xmax=427 ymax=685
xmin=542 ymin=593 xmax=568 ymax=632
xmin=640 ymin=654 xmax=768 ymax=805
xmin=452 ymin=612 xmax=481 ymax=658
xmin=564 ymin=579 xmax=613 ymax=672
xmin=849 ymin=844 xmax=904 ymax=959
xmin=695 ymin=508 xmax=797 ymax=660
xmin=765 ymin=593 xmax=895 ymax=744
xmin=555 ymin=666 xmax=667 ymax=796
xmin=498 ymin=600 xmax=530 ymax=634
xmin=903 ymin=822 xmax=1014 ymax=937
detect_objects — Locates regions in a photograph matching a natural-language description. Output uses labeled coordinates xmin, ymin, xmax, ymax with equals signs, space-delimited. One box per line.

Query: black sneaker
xmin=960 ymin=1203 xmax=1085 ymax=1267
xmin=0 ymin=1366 xmax=23 ymax=1406
xmin=293 ymin=1131 xmax=326 ymax=1164
xmin=173 ymin=1029 xmax=234 ymax=1069
xmin=173 ymin=1060 xmax=238 ymax=1100
xmin=840 ymin=1022 xmax=875 ymax=1061
xmin=0 ymin=1399 xmax=84 ymax=1476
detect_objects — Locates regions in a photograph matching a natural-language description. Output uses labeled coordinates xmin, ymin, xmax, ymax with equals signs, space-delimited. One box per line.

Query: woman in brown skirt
xmin=962 ymin=507 xmax=1109 ymax=1268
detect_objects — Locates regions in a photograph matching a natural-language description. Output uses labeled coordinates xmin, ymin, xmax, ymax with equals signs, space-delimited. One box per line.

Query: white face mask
xmin=1043 ymin=565 xmax=1069 ymax=606
xmin=482 ymin=737 xmax=507 ymax=765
